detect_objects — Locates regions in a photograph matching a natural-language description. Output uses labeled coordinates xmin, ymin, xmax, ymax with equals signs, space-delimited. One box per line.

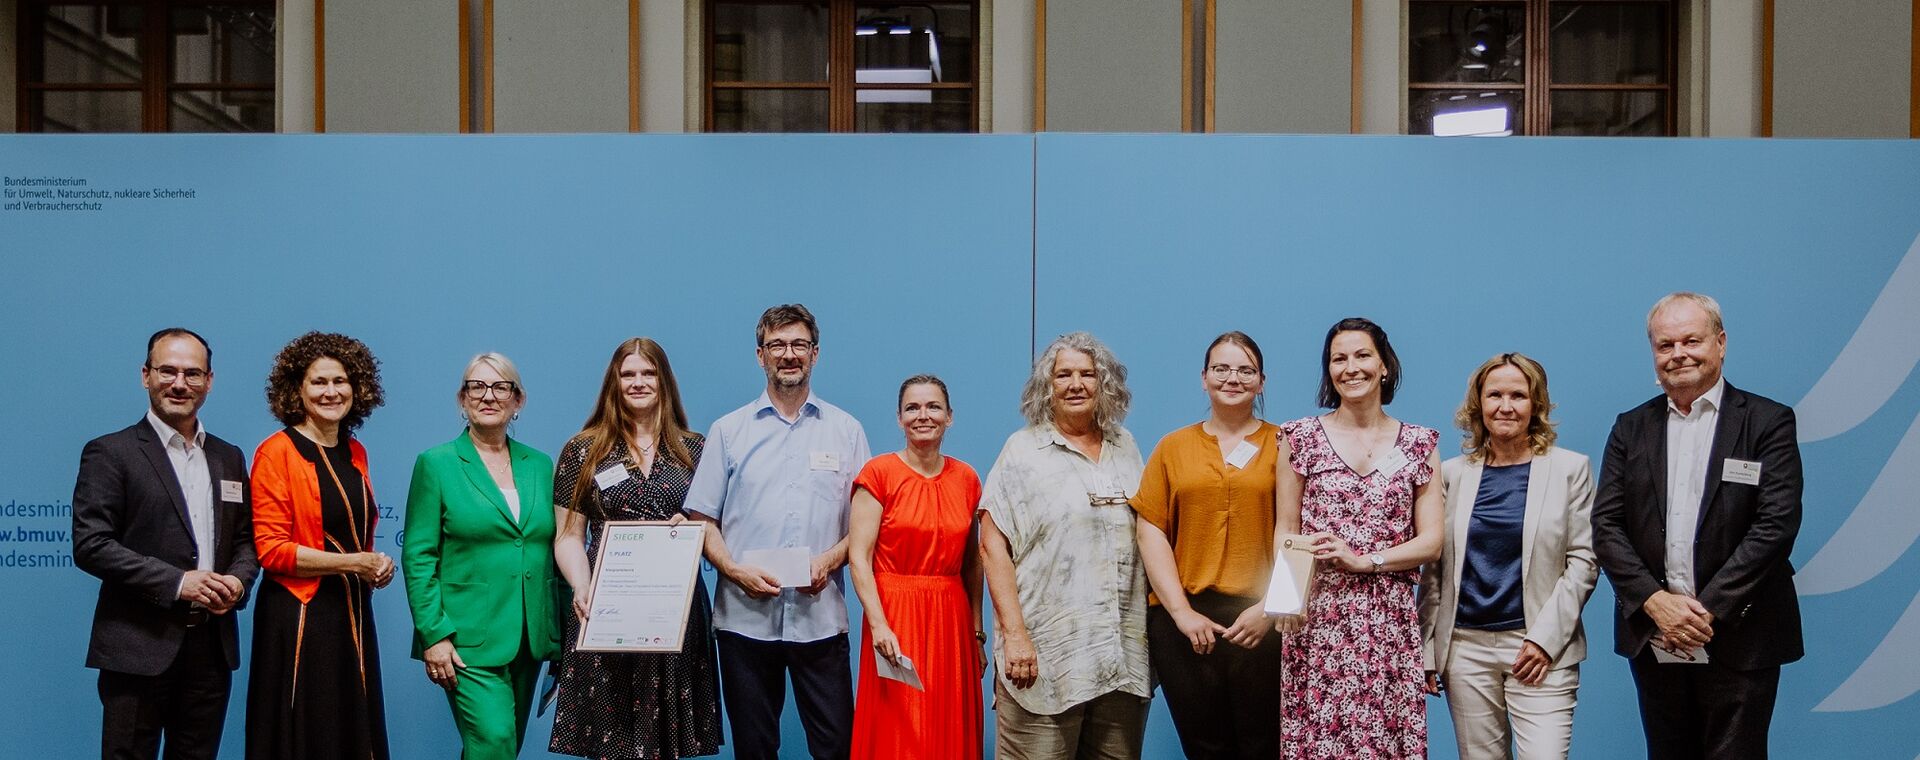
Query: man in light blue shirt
xmin=687 ymin=303 xmax=870 ymax=760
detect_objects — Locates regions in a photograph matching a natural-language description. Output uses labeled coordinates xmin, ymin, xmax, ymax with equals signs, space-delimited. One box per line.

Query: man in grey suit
xmin=72 ymin=328 xmax=259 ymax=760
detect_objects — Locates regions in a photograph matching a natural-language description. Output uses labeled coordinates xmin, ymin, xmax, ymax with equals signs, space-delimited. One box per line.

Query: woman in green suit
xmin=402 ymin=352 xmax=562 ymax=759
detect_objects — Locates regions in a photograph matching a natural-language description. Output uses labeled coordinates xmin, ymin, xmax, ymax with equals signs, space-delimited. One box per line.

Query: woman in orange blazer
xmin=245 ymin=332 xmax=394 ymax=760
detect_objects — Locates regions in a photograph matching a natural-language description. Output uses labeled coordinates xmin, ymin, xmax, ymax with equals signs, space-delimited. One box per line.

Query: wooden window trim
xmin=1407 ymin=0 xmax=1677 ymax=136
xmin=18 ymin=0 xmax=277 ymax=132
xmin=702 ymin=0 xmax=981 ymax=132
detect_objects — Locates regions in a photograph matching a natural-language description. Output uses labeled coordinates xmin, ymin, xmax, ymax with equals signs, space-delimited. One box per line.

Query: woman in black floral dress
xmin=550 ymin=338 xmax=723 ymax=759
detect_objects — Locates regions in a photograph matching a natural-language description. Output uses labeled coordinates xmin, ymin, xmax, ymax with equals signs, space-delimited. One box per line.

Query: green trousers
xmin=445 ymin=639 xmax=540 ymax=760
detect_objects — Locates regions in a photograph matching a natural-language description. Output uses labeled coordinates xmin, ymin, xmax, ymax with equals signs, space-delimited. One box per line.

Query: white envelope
xmin=740 ymin=547 xmax=813 ymax=588
xmin=875 ymin=653 xmax=925 ymax=691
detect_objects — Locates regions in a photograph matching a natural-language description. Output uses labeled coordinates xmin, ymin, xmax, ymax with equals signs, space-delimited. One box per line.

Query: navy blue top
xmin=1457 ymin=462 xmax=1529 ymax=631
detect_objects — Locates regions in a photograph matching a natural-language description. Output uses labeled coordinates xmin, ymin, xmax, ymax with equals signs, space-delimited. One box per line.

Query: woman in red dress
xmin=847 ymin=374 xmax=985 ymax=760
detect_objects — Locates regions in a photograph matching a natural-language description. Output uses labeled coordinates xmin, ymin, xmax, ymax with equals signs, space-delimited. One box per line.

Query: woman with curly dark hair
xmin=246 ymin=331 xmax=393 ymax=760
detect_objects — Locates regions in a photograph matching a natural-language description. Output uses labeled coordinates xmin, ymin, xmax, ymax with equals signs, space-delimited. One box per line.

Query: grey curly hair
xmin=1019 ymin=332 xmax=1131 ymax=440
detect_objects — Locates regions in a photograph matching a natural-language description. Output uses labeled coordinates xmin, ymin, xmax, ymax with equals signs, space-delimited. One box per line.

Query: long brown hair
xmin=563 ymin=338 xmax=696 ymax=520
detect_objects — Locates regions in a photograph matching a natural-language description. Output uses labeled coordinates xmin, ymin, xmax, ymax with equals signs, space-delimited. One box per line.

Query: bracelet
xmin=974 ymin=630 xmax=987 ymax=642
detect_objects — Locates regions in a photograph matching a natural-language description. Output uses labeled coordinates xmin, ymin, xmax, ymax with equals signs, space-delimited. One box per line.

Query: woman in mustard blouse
xmin=1131 ymin=330 xmax=1283 ymax=758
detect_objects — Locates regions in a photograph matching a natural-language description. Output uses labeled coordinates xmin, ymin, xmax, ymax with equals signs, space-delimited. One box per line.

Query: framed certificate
xmin=577 ymin=521 xmax=706 ymax=652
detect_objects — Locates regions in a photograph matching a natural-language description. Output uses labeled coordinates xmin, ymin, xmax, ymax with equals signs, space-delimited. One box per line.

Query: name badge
xmin=220 ymin=480 xmax=244 ymax=503
xmin=1373 ymin=449 xmax=1410 ymax=478
xmin=1224 ymin=440 xmax=1258 ymax=469
xmin=809 ymin=451 xmax=840 ymax=472
xmin=1721 ymin=458 xmax=1762 ymax=486
xmin=593 ymin=465 xmax=630 ymax=491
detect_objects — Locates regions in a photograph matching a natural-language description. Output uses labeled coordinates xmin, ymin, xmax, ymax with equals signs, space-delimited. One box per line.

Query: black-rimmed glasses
xmin=462 ymin=380 xmax=519 ymax=399
xmin=760 ymin=340 xmax=817 ymax=355
xmin=146 ymin=365 xmax=209 ymax=388
xmin=1088 ymin=492 xmax=1132 ymax=507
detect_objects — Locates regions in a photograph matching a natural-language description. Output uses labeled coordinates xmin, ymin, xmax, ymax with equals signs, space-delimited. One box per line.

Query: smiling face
xmin=755 ymin=322 xmax=817 ymax=391
xmin=142 ymin=335 xmax=212 ymax=430
xmin=300 ymin=357 xmax=354 ymax=429
xmin=1326 ymin=330 xmax=1386 ymax=405
xmin=461 ymin=362 xmax=521 ymax=433
xmin=1479 ymin=363 xmax=1533 ymax=447
xmin=1203 ymin=341 xmax=1263 ymax=411
xmin=1049 ymin=349 xmax=1101 ymax=424
xmin=1649 ymin=300 xmax=1726 ymax=401
xmin=618 ymin=352 xmax=661 ymax=418
xmin=898 ymin=382 xmax=952 ymax=447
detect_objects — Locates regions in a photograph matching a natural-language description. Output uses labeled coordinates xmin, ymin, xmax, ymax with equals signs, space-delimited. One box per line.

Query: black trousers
xmin=717 ymin=630 xmax=853 ymax=760
xmin=1145 ymin=591 xmax=1283 ymax=760
xmin=1629 ymin=649 xmax=1782 ymax=760
xmin=98 ymin=624 xmax=232 ymax=760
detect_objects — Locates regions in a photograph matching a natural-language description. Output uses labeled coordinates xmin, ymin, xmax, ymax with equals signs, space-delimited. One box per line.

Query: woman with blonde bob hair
xmin=548 ymin=338 xmax=723 ymax=759
xmin=401 ymin=352 xmax=560 ymax=758
xmin=1420 ymin=352 xmax=1599 ymax=760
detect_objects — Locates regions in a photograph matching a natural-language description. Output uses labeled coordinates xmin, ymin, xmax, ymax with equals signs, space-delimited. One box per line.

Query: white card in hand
xmin=1224 ymin=440 xmax=1258 ymax=469
xmin=875 ymin=653 xmax=925 ymax=691
xmin=739 ymin=547 xmax=812 ymax=587
xmin=593 ymin=465 xmax=629 ymax=491
xmin=1651 ymin=641 xmax=1710 ymax=665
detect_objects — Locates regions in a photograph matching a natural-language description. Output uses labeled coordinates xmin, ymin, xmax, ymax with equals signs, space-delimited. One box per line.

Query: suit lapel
xmin=1450 ymin=460 xmax=1483 ymax=597
xmin=1697 ymin=385 xmax=1748 ymax=533
xmin=1520 ymin=453 xmax=1549 ymax=581
xmin=134 ymin=420 xmax=196 ymax=540
xmin=1645 ymin=401 xmax=1669 ymax=522
xmin=454 ymin=432 xmax=517 ymax=531
xmin=204 ymin=448 xmax=225 ymax=564
xmin=508 ymin=441 xmax=536 ymax=530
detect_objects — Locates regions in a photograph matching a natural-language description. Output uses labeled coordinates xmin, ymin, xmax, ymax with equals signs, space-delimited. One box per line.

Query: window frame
xmin=18 ymin=0 xmax=277 ymax=133
xmin=702 ymin=0 xmax=982 ymax=133
xmin=1406 ymin=0 xmax=1677 ymax=136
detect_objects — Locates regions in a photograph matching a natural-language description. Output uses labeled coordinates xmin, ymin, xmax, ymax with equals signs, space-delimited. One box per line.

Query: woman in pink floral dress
xmin=1273 ymin=318 xmax=1444 ymax=759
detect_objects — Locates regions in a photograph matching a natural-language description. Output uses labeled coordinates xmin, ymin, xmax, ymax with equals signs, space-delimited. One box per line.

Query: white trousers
xmin=1443 ymin=627 xmax=1579 ymax=760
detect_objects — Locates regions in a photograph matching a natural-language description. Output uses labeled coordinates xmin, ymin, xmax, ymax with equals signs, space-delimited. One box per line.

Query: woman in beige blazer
xmin=1420 ymin=352 xmax=1597 ymax=760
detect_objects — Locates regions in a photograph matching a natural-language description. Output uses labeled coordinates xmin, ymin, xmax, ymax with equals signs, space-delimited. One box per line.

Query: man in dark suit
xmin=72 ymin=328 xmax=259 ymax=760
xmin=1592 ymin=292 xmax=1804 ymax=759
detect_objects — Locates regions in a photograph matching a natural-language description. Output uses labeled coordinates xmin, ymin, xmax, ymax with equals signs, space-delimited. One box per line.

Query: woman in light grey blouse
xmin=979 ymin=332 xmax=1151 ymax=760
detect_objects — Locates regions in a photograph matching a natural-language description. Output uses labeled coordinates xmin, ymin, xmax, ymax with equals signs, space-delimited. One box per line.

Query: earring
xmin=512 ymin=413 xmax=519 ymax=421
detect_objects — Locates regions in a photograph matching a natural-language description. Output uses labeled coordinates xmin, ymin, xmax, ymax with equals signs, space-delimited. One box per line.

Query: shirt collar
xmin=1035 ymin=422 xmax=1116 ymax=450
xmin=753 ymin=391 xmax=821 ymax=422
xmin=146 ymin=408 xmax=206 ymax=450
xmin=1666 ymin=376 xmax=1726 ymax=417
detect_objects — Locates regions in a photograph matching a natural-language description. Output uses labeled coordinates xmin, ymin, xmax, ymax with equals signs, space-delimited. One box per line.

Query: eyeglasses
xmin=146 ymin=365 xmax=209 ymax=388
xmin=462 ymin=380 xmax=519 ymax=399
xmin=1088 ymin=492 xmax=1132 ymax=508
xmin=1207 ymin=364 xmax=1260 ymax=381
xmin=760 ymin=340 xmax=816 ymax=356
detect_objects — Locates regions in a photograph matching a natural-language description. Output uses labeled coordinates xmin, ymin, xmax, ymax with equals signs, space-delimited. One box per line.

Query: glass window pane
xmin=1409 ymin=89 xmax=1524 ymax=136
xmin=855 ymin=88 xmax=971 ymax=132
xmin=711 ymin=2 xmax=829 ymax=83
xmin=173 ymin=5 xmax=277 ymax=85
xmin=1408 ymin=2 xmax=1524 ymax=84
xmin=854 ymin=3 xmax=973 ymax=84
xmin=711 ymin=88 xmax=829 ymax=132
xmin=34 ymin=90 xmax=144 ymax=132
xmin=170 ymin=90 xmax=274 ymax=132
xmin=37 ymin=5 xmax=146 ymax=84
xmin=1550 ymin=90 xmax=1666 ymax=135
xmin=1549 ymin=3 xmax=1667 ymax=84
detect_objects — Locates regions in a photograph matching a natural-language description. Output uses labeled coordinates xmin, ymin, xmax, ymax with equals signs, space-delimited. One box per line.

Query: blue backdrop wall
xmin=4 ymin=133 xmax=1918 ymax=758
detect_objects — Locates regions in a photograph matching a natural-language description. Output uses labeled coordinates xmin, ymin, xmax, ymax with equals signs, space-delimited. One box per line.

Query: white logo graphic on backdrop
xmin=1793 ymin=232 xmax=1920 ymax=713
